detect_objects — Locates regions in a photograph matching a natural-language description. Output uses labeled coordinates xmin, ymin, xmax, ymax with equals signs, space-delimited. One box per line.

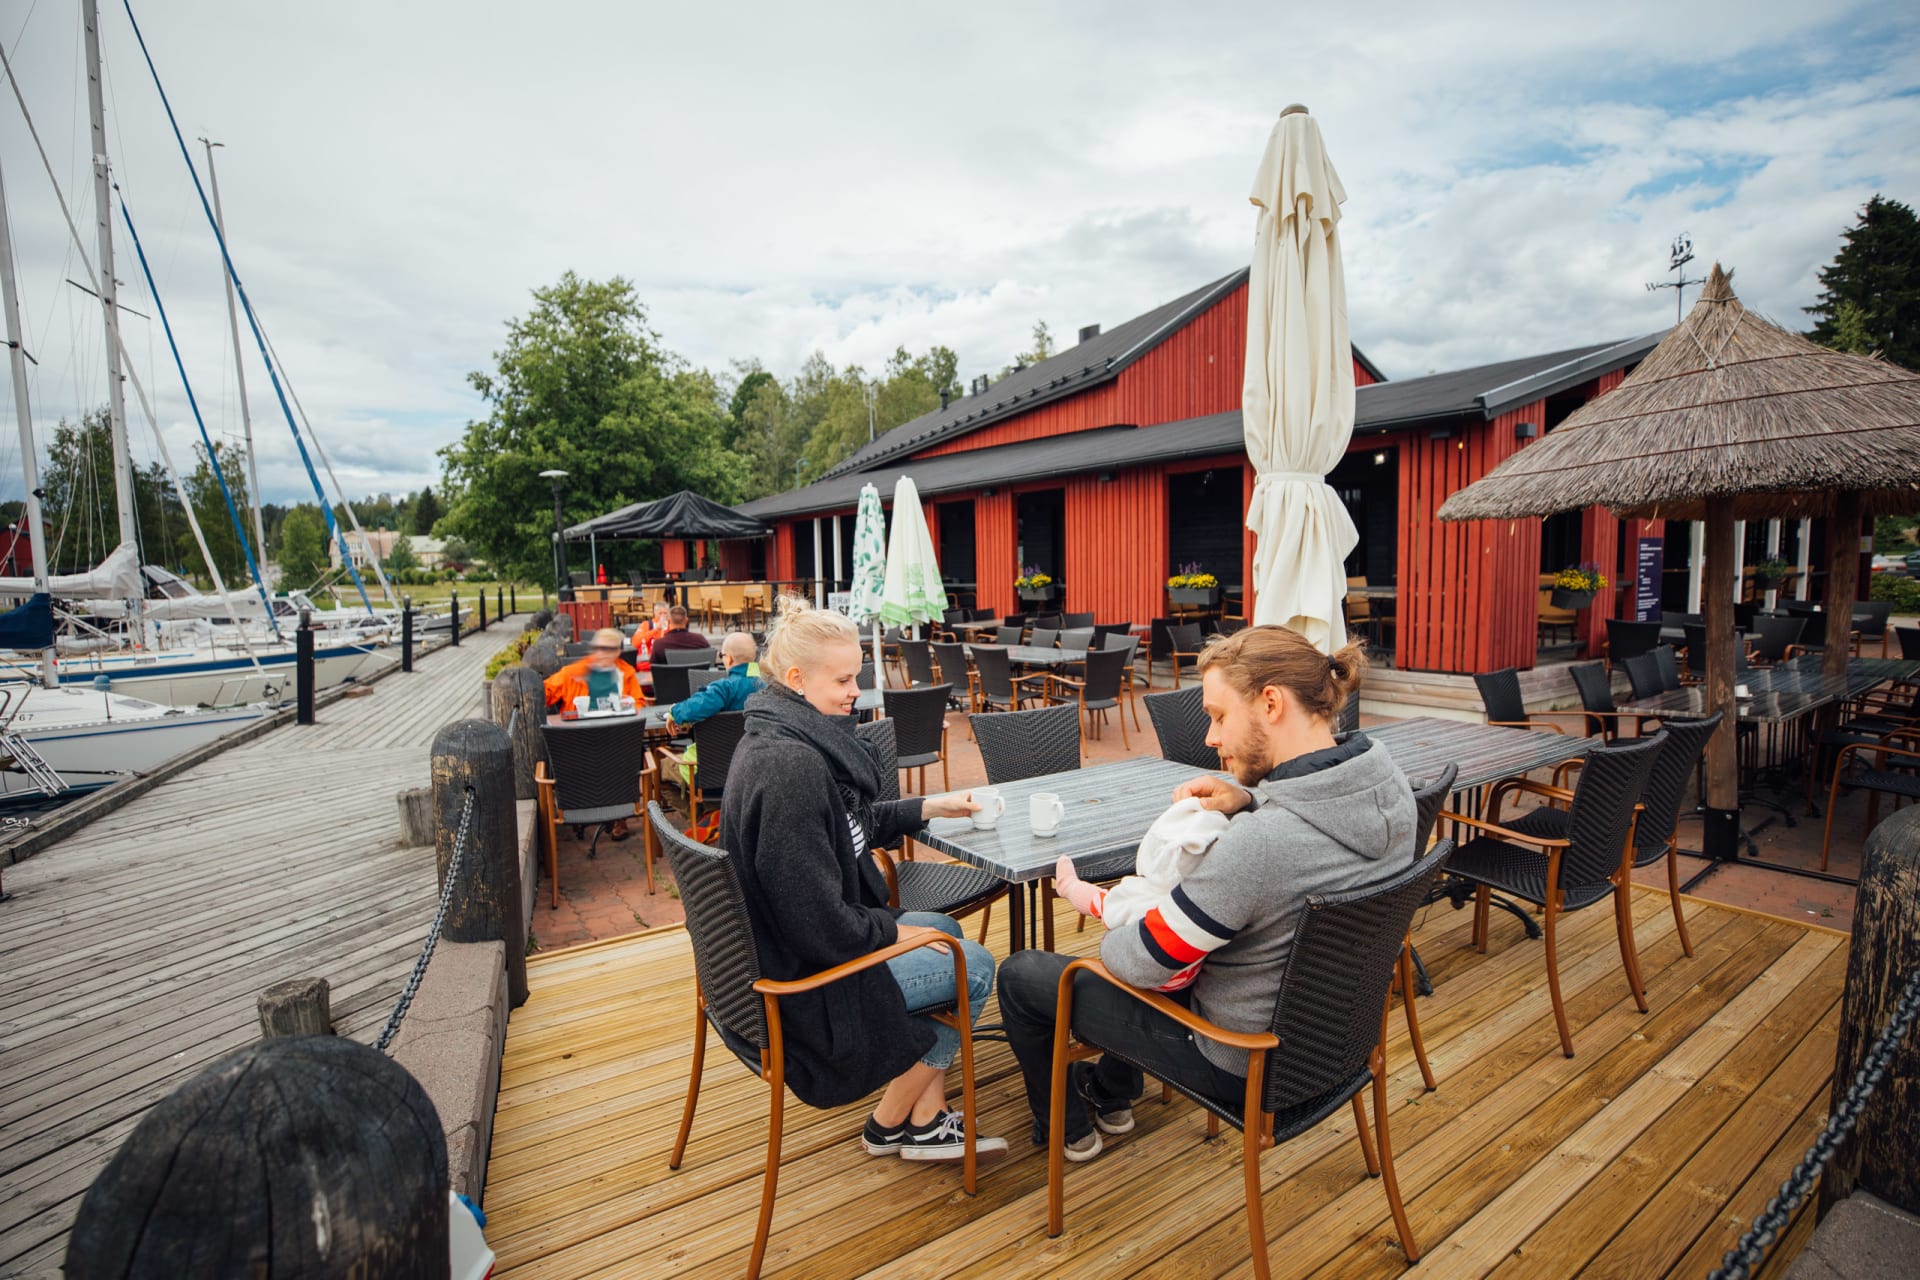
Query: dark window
xmin=1015 ymin=489 xmax=1066 ymax=583
xmin=1167 ymin=469 xmax=1245 ymax=588
xmin=937 ymin=502 xmax=977 ymax=587
xmin=1327 ymin=447 xmax=1399 ymax=585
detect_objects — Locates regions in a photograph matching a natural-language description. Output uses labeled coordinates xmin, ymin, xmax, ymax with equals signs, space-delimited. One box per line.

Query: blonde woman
xmin=720 ymin=598 xmax=1006 ymax=1161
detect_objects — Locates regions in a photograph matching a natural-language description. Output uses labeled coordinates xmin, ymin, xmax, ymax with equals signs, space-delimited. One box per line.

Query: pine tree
xmin=1805 ymin=195 xmax=1919 ymax=369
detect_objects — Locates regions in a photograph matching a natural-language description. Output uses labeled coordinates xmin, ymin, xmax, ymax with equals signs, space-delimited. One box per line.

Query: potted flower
xmin=1167 ymin=563 xmax=1221 ymax=607
xmin=1752 ymin=557 xmax=1791 ymax=590
xmin=1014 ymin=565 xmax=1057 ymax=604
xmin=1550 ymin=564 xmax=1607 ymax=610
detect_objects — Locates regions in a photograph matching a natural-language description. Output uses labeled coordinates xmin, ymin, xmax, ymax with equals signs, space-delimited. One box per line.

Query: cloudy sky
xmin=2 ymin=0 xmax=1915 ymax=508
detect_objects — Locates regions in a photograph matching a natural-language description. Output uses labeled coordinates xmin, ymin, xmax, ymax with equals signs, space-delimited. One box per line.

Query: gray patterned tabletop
xmin=1362 ymin=717 xmax=1591 ymax=791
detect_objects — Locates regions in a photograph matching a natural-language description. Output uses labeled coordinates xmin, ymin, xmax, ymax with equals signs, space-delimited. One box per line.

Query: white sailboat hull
xmin=7 ymin=687 xmax=264 ymax=775
xmin=57 ymin=641 xmax=395 ymax=708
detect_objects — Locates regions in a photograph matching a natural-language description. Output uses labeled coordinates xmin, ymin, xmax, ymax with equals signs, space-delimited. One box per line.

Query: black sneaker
xmin=896 ymin=1110 xmax=1009 ymax=1162
xmin=861 ymin=1114 xmax=911 ymax=1156
xmin=1072 ymin=1061 xmax=1136 ymax=1135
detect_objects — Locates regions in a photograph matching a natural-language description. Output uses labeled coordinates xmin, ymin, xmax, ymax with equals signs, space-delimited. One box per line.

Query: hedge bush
xmin=1868 ymin=572 xmax=1920 ymax=613
xmin=483 ymin=628 xmax=541 ymax=681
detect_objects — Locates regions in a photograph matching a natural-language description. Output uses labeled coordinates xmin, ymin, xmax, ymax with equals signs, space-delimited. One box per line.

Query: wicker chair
xmin=1682 ymin=624 xmax=1750 ymax=679
xmin=1443 ymin=733 xmax=1667 ymax=1057
xmin=1747 ymin=615 xmax=1807 ymax=666
xmin=1653 ymin=644 xmax=1684 ymax=691
xmin=1028 ymin=626 xmax=1061 ymax=651
xmin=1168 ymin=621 xmax=1207 ymax=688
xmin=1473 ymin=667 xmax=1572 ymax=735
xmin=688 ymin=668 xmax=724 ymax=695
xmin=899 ymin=639 xmax=938 ymax=688
xmin=1104 ymin=630 xmax=1152 ymax=700
xmin=969 ymin=644 xmax=1049 ymax=717
xmin=994 ymin=624 xmax=1024 ymax=647
xmin=1567 ymin=661 xmax=1639 ymax=740
xmin=1621 ymin=652 xmax=1664 ymax=700
xmin=1895 ymin=625 xmax=1920 ymax=660
xmin=970 ymin=703 xmax=1082 ymax=785
xmin=1061 ymin=611 xmax=1095 ymax=628
xmin=1143 ymin=685 xmax=1216 ymax=769
xmin=1397 ymin=762 xmax=1459 ymax=1092
xmin=536 ymin=718 xmax=661 ymax=904
xmin=1059 ymin=626 xmax=1096 ymax=654
xmin=939 ymin=607 xmax=970 ymax=641
xmin=929 ymin=642 xmax=974 ymax=709
xmin=1044 ymin=839 xmax=1454 ymax=1274
xmin=663 ymin=645 xmax=717 ymax=667
xmin=1338 ymin=689 xmax=1361 ymax=737
xmin=650 ymin=663 xmax=694 ymax=708
xmin=1851 ymin=602 xmax=1892 ymax=657
xmin=1820 ymin=735 xmax=1920 ymax=871
xmin=881 ymin=685 xmax=951 ymax=793
xmin=857 ymin=719 xmax=1003 ymax=942
xmin=1602 ymin=618 xmax=1664 ymax=669
xmin=654 ymin=805 xmax=984 ymax=1280
xmin=1047 ymin=646 xmax=1131 ymax=755
xmin=655 ymin=711 xmax=748 ymax=820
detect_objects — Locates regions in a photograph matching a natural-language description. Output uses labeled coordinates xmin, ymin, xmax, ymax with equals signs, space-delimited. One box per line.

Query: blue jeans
xmin=886 ymin=912 xmax=995 ymax=1070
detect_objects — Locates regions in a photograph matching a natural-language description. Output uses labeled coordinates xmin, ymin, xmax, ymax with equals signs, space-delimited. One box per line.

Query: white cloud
xmin=0 ymin=0 xmax=1913 ymax=506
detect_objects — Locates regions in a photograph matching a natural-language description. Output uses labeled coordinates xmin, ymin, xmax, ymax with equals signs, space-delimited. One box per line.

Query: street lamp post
xmin=539 ymin=469 xmax=569 ymax=600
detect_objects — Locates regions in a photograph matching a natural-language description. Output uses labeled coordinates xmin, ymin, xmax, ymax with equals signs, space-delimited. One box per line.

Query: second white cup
xmin=1030 ymin=792 xmax=1064 ymax=837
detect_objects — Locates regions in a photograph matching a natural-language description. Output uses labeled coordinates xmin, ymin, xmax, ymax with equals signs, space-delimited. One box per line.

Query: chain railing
xmin=1709 ymin=962 xmax=1920 ymax=1280
xmin=373 ymin=785 xmax=476 ymax=1054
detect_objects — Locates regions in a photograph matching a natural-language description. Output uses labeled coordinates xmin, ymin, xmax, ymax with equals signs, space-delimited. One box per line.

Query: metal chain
xmin=1709 ymin=962 xmax=1920 ymax=1280
xmin=374 ymin=786 xmax=476 ymax=1054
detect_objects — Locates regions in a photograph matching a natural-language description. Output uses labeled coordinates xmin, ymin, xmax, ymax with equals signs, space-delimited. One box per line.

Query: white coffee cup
xmin=1030 ymin=792 xmax=1064 ymax=837
xmin=573 ymin=695 xmax=592 ymax=714
xmin=971 ymin=787 xmax=1005 ymax=830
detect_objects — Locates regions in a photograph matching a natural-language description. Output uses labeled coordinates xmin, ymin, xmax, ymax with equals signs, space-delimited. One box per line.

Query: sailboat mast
xmin=200 ymin=139 xmax=269 ymax=580
xmin=81 ymin=0 xmax=139 ymax=554
xmin=0 ymin=153 xmax=63 ymax=687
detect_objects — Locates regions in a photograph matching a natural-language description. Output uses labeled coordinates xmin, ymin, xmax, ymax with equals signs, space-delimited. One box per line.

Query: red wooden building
xmin=732 ymin=267 xmax=1678 ymax=675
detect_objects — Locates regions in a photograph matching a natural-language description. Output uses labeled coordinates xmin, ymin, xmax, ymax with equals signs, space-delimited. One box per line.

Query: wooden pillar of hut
xmin=1700 ymin=497 xmax=1742 ymax=859
xmin=1822 ymin=490 xmax=1863 ymax=680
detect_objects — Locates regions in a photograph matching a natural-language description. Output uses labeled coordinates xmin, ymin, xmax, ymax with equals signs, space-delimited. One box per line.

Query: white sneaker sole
xmin=900 ymin=1135 xmax=1010 ymax=1162
xmin=1093 ymin=1110 xmax=1135 ymax=1136
xmin=1063 ymin=1132 xmax=1104 ymax=1163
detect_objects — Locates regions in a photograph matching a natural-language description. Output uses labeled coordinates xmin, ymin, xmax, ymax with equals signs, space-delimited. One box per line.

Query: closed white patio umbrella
xmin=1243 ymin=104 xmax=1358 ymax=651
xmin=847 ymin=483 xmax=888 ymax=682
xmin=878 ymin=477 xmax=948 ymax=636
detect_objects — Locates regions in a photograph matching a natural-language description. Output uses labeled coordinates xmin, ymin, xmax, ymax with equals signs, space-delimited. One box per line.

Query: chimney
xmin=1079 ymin=323 xmax=1101 ymax=343
xmin=939 ymin=389 xmax=951 ymax=410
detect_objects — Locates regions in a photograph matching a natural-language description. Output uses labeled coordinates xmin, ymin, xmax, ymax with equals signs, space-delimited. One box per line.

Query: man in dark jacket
xmin=651 ymin=605 xmax=710 ymax=655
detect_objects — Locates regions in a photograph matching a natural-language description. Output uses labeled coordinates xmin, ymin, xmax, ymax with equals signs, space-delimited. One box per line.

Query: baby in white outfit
xmin=1053 ymin=797 xmax=1232 ymax=991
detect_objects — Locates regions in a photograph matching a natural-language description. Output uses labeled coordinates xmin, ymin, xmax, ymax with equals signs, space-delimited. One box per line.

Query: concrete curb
xmin=1784 ymin=1193 xmax=1920 ymax=1279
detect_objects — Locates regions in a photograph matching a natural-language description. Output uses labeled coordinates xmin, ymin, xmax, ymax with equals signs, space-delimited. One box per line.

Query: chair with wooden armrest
xmin=857 ymin=719 xmax=1002 ymax=942
xmin=1747 ymin=614 xmax=1807 ymax=666
xmin=1143 ymin=685 xmax=1216 ymax=770
xmin=1167 ymin=621 xmax=1207 ymax=689
xmin=1821 ymin=737 xmax=1920 ymax=872
xmin=969 ymin=644 xmax=1050 ymax=721
xmin=536 ymin=718 xmax=660 ymax=905
xmin=1441 ymin=732 xmax=1666 ymax=1057
xmin=1044 ymin=839 xmax=1454 ymax=1277
xmin=653 ymin=711 xmax=746 ymax=820
xmin=1567 ymin=660 xmax=1662 ymax=740
xmin=654 ymin=805 xmax=983 ymax=1280
xmin=1046 ymin=646 xmax=1131 ymax=757
xmin=1473 ymin=666 xmax=1575 ymax=735
xmin=880 ymin=684 xmax=952 ymax=794
xmin=1399 ymin=763 xmax=1459 ymax=1092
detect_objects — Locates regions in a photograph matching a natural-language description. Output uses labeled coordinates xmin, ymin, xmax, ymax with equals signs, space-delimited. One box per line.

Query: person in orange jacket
xmin=630 ymin=601 xmax=674 ymax=657
xmin=543 ymin=628 xmax=648 ymax=839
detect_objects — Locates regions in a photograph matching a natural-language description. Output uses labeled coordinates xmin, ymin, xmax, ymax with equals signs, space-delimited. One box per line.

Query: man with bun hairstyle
xmin=997 ymin=625 xmax=1416 ymax=1163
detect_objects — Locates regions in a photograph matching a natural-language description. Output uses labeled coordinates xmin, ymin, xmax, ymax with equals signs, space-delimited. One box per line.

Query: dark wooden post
xmin=510 ymin=583 xmax=518 ymax=614
xmin=492 ymin=664 xmax=546 ymax=802
xmin=1700 ymin=498 xmax=1741 ymax=859
xmin=497 ymin=586 xmax=505 ymax=620
xmin=1820 ymin=806 xmax=1920 ymax=1217
xmin=296 ymin=608 xmax=316 ymax=726
xmin=1822 ymin=489 xmax=1863 ymax=680
xmin=257 ymin=977 xmax=332 ymax=1038
xmin=477 ymin=585 xmax=487 ymax=630
xmin=64 ymin=1036 xmax=448 ymax=1277
xmin=524 ymin=638 xmax=561 ymax=678
xmin=400 ymin=594 xmax=414 ymax=673
xmin=430 ymin=718 xmax=528 ymax=1006
xmin=449 ymin=591 xmax=460 ymax=647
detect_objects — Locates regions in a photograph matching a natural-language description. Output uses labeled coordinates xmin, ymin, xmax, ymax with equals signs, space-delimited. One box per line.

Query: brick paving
xmin=532 ymin=673 xmax=1894 ymax=953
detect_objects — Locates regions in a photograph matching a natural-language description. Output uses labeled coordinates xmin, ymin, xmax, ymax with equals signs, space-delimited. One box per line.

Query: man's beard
xmin=1229 ymin=736 xmax=1275 ymax=786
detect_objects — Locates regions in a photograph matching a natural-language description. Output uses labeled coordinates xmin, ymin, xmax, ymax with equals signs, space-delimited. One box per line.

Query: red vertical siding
xmin=975 ymin=491 xmax=1016 ymax=617
xmin=1064 ymin=467 xmax=1168 ymax=624
xmin=1570 ymin=371 xmax=1627 ymax=658
xmin=773 ymin=522 xmax=796 ymax=580
xmin=662 ymin=540 xmax=687 ymax=573
xmin=718 ymin=541 xmax=754 ymax=579
xmin=1397 ymin=402 xmax=1545 ymax=674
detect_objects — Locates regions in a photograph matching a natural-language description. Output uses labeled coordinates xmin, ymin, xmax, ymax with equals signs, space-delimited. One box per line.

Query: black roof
xmin=815 ymin=267 xmax=1386 ymax=483
xmin=740 ymin=331 xmax=1663 ymax=522
xmin=568 ymin=490 xmax=769 ymax=541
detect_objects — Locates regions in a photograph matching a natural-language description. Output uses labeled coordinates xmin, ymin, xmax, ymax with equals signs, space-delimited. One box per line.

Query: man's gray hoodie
xmin=1101 ymin=734 xmax=1416 ymax=1075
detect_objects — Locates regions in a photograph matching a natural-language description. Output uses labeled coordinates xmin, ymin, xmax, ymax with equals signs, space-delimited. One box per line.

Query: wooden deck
xmin=0 ymin=619 xmax=524 ymax=1277
xmin=486 ymin=885 xmax=1846 ymax=1279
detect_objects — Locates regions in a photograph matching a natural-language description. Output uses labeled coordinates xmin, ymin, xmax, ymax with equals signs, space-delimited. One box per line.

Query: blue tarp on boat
xmin=0 ymin=593 xmax=55 ymax=650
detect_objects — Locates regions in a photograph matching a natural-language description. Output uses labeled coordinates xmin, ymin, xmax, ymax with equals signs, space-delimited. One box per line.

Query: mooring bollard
xmin=497 ymin=586 xmax=505 ymax=620
xmin=296 ymin=609 xmax=316 ymax=725
xmin=449 ymin=591 xmax=460 ymax=647
xmin=1820 ymin=806 xmax=1920 ymax=1217
xmin=523 ymin=638 xmax=561 ymax=678
xmin=510 ymin=583 xmax=517 ymax=614
xmin=401 ymin=594 xmax=414 ymax=673
xmin=64 ymin=1036 xmax=449 ymax=1277
xmin=492 ymin=665 xmax=547 ymax=802
xmin=430 ymin=719 xmax=528 ymax=1007
xmin=257 ymin=976 xmax=333 ymax=1039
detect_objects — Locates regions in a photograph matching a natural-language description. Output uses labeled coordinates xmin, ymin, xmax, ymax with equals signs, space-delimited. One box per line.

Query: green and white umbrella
xmin=879 ymin=476 xmax=947 ymax=634
xmin=847 ymin=483 xmax=889 ymax=681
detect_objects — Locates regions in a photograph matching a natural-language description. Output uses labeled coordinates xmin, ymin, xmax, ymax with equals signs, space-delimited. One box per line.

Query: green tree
xmin=411 ymin=486 xmax=443 ymax=534
xmin=996 ymin=320 xmax=1055 ymax=381
xmin=387 ymin=534 xmax=419 ymax=572
xmin=439 ymin=273 xmax=747 ymax=582
xmin=182 ymin=441 xmax=257 ymax=585
xmin=276 ymin=505 xmax=329 ymax=587
xmin=1806 ymin=195 xmax=1919 ymax=369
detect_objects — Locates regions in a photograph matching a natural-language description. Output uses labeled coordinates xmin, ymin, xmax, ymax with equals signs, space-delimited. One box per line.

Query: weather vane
xmin=1644 ymin=234 xmax=1705 ymax=325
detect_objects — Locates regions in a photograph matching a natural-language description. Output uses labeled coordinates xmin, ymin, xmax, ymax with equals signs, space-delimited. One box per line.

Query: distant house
xmin=329 ymin=531 xmax=455 ymax=572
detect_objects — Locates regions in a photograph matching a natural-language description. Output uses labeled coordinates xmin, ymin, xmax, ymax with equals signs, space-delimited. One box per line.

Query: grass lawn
xmin=306 ymin=578 xmax=548 ymax=612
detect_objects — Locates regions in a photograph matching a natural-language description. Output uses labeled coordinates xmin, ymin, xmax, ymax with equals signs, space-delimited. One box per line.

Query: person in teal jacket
xmin=661 ymin=632 xmax=765 ymax=789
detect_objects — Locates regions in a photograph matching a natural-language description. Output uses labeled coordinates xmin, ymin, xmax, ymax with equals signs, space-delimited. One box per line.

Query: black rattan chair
xmin=1603 ymin=617 xmax=1664 ymax=668
xmin=1622 ymin=651 xmax=1664 ymax=701
xmin=899 ymin=639 xmax=938 ymax=688
xmin=1473 ymin=667 xmax=1568 ymax=735
xmin=537 ymin=718 xmax=661 ymax=905
xmin=655 ymin=804 xmax=983 ymax=1280
xmin=881 ymin=684 xmax=951 ymax=793
xmin=688 ymin=668 xmax=725 ymax=695
xmin=1031 ymin=612 xmax=1064 ymax=631
xmin=663 ymin=645 xmax=717 ymax=667
xmin=1059 ymin=626 xmax=1096 ymax=654
xmin=1045 ymin=839 xmax=1454 ymax=1274
xmin=1028 ymin=626 xmax=1061 ymax=651
xmin=939 ymin=607 xmax=969 ymax=641
xmin=1396 ymin=762 xmax=1459 ymax=1091
xmin=1821 ymin=737 xmax=1920 ymax=871
xmin=1338 ymin=689 xmax=1361 ymax=737
xmin=970 ymin=644 xmax=1049 ymax=717
xmin=1748 ymin=614 xmax=1807 ymax=666
xmin=1104 ymin=630 xmax=1152 ymax=700
xmin=657 ymin=710 xmax=747 ymax=819
xmin=1061 ymin=611 xmax=1095 ymax=629
xmin=1851 ymin=601 xmax=1892 ymax=657
xmin=1144 ymin=685 xmax=1216 ymax=769
xmin=1444 ymin=732 xmax=1666 ymax=1057
xmin=994 ymin=624 xmax=1024 ymax=646
xmin=929 ymin=642 xmax=973 ymax=709
xmin=1047 ymin=646 xmax=1131 ymax=755
xmin=970 ymin=702 xmax=1082 ymax=785
xmin=1895 ymin=625 xmax=1920 ymax=660
xmin=650 ymin=663 xmax=694 ymax=708
xmin=1653 ymin=644 xmax=1683 ymax=691
xmin=1682 ymin=624 xmax=1751 ymax=679
xmin=856 ymin=719 xmax=1003 ymax=940
xmin=1568 ymin=661 xmax=1638 ymax=741
xmin=1168 ymin=621 xmax=1207 ymax=689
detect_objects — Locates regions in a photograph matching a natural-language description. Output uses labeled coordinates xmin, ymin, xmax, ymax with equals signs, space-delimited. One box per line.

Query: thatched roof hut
xmin=1436 ymin=265 xmax=1920 ymax=523
xmin=1437 ymin=264 xmax=1920 ymax=868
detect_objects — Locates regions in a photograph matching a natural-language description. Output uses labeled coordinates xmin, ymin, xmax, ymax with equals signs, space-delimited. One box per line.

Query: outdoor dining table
xmin=966 ymin=643 xmax=1088 ymax=669
xmin=948 ymin=620 xmax=1002 ymax=639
